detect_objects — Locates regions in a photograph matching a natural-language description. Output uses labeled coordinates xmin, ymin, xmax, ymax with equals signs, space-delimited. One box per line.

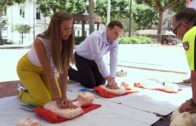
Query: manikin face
xmin=77 ymin=92 xmax=94 ymax=106
xmin=60 ymin=19 xmax=73 ymax=40
xmin=107 ymin=26 xmax=122 ymax=42
xmin=16 ymin=117 xmax=41 ymax=126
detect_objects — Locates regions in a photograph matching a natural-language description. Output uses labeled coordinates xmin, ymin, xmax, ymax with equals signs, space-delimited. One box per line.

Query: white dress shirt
xmin=76 ymin=30 xmax=118 ymax=78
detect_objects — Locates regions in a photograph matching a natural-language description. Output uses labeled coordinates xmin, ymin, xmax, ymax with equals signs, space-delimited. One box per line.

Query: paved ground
xmin=118 ymin=44 xmax=189 ymax=73
xmin=0 ymin=44 xmax=190 ymax=97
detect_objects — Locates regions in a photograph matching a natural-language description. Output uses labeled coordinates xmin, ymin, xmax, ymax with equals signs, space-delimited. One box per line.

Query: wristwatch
xmin=188 ymin=98 xmax=196 ymax=108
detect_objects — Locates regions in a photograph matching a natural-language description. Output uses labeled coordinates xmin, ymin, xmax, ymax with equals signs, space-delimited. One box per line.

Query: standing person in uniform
xmin=68 ymin=21 xmax=123 ymax=89
xmin=172 ymin=8 xmax=196 ymax=113
xmin=182 ymin=0 xmax=196 ymax=83
xmin=17 ymin=11 xmax=76 ymax=108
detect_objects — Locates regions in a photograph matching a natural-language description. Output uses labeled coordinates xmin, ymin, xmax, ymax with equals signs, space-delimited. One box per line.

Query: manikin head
xmin=16 ymin=117 xmax=41 ymax=126
xmin=77 ymin=92 xmax=94 ymax=106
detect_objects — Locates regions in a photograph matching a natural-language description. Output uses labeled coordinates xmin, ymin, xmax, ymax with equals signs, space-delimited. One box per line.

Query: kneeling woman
xmin=17 ymin=11 xmax=75 ymax=108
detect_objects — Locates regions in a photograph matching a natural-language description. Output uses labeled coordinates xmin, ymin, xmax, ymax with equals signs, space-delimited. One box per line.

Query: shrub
xmin=119 ymin=36 xmax=154 ymax=44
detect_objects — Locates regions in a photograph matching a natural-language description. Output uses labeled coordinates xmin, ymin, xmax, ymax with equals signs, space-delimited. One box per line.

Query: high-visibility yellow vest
xmin=182 ymin=26 xmax=196 ymax=71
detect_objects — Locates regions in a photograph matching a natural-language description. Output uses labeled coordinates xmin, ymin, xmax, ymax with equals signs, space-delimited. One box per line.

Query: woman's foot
xmin=17 ymin=83 xmax=28 ymax=92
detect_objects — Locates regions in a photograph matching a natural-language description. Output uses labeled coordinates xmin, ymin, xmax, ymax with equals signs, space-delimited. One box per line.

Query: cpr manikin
xmin=98 ymin=85 xmax=127 ymax=95
xmin=44 ymin=92 xmax=94 ymax=119
xmin=135 ymin=79 xmax=179 ymax=92
xmin=170 ymin=109 xmax=196 ymax=126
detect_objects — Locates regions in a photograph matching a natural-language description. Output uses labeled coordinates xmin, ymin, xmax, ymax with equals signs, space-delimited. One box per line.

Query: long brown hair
xmin=43 ymin=11 xmax=74 ymax=74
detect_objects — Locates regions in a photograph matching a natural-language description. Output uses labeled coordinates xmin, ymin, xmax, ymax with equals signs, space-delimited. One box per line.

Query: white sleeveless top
xmin=27 ymin=37 xmax=57 ymax=74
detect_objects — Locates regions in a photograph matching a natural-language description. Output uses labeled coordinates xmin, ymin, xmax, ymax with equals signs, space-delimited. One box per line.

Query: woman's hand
xmin=56 ymin=98 xmax=78 ymax=109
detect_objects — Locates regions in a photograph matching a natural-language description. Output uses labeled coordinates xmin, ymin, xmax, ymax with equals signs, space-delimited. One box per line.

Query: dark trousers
xmin=68 ymin=53 xmax=106 ymax=88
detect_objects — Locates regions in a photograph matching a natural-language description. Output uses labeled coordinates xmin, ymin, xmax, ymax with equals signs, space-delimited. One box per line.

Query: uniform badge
xmin=183 ymin=42 xmax=189 ymax=51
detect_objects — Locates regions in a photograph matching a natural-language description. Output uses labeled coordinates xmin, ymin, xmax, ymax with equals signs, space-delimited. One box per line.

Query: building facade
xmin=2 ymin=0 xmax=95 ymax=45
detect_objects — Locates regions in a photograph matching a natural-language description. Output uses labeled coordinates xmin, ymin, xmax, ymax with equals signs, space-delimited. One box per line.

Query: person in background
xmin=172 ymin=8 xmax=196 ymax=113
xmin=68 ymin=21 xmax=123 ymax=89
xmin=17 ymin=11 xmax=76 ymax=108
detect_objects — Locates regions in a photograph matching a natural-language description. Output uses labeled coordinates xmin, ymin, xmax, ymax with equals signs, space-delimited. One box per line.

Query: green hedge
xmin=119 ymin=36 xmax=154 ymax=44
xmin=75 ymin=36 xmax=154 ymax=45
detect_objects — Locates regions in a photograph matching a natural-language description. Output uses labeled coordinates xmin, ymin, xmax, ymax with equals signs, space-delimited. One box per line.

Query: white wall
xmin=4 ymin=0 xmax=49 ymax=45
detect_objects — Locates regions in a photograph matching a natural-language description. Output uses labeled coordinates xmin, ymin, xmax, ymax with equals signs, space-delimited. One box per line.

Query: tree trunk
xmin=0 ymin=25 xmax=2 ymax=45
xmin=0 ymin=0 xmax=8 ymax=45
xmin=0 ymin=10 xmax=4 ymax=45
xmin=107 ymin=0 xmax=111 ymax=25
xmin=97 ymin=23 xmax=100 ymax=30
xmin=128 ymin=0 xmax=132 ymax=37
xmin=82 ymin=21 xmax=85 ymax=37
xmin=21 ymin=33 xmax=24 ymax=44
xmin=157 ymin=11 xmax=164 ymax=43
xmin=89 ymin=0 xmax=94 ymax=33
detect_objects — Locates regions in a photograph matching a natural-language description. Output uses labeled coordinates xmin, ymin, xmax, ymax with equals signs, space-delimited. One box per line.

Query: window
xmin=20 ymin=6 xmax=25 ymax=18
xmin=167 ymin=20 xmax=172 ymax=30
xmin=36 ymin=8 xmax=41 ymax=20
xmin=84 ymin=31 xmax=87 ymax=36
xmin=3 ymin=8 xmax=7 ymax=16
xmin=77 ymin=30 xmax=80 ymax=36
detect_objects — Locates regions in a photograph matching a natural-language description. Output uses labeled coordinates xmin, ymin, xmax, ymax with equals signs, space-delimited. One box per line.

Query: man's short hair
xmin=175 ymin=8 xmax=196 ymax=25
xmin=107 ymin=21 xmax=123 ymax=29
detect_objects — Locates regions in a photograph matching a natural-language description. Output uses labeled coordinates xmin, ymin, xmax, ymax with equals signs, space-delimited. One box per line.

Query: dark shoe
xmin=17 ymin=83 xmax=28 ymax=92
xmin=182 ymin=78 xmax=191 ymax=83
xmin=68 ymin=67 xmax=79 ymax=82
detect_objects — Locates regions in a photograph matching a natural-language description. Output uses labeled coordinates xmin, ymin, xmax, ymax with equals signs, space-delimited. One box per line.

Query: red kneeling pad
xmin=35 ymin=103 xmax=101 ymax=123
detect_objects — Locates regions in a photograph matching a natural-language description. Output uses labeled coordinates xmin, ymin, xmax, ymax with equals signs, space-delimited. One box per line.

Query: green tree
xmin=36 ymin=0 xmax=89 ymax=37
xmin=0 ymin=0 xmax=25 ymax=45
xmin=132 ymin=4 xmax=158 ymax=29
xmin=95 ymin=0 xmax=129 ymax=25
xmin=136 ymin=0 xmax=185 ymax=12
xmin=37 ymin=0 xmax=87 ymax=17
xmin=136 ymin=0 xmax=180 ymax=42
xmin=14 ymin=24 xmax=31 ymax=44
xmin=172 ymin=0 xmax=185 ymax=12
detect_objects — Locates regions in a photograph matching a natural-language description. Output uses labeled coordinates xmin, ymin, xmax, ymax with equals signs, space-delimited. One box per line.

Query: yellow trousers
xmin=17 ymin=54 xmax=61 ymax=106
